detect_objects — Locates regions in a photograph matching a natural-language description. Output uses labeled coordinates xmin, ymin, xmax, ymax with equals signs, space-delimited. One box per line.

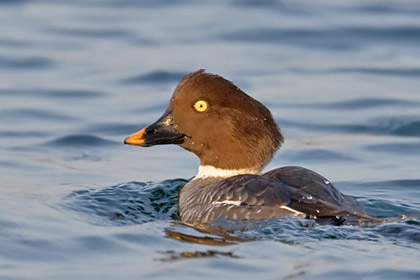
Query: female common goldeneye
xmin=125 ymin=69 xmax=373 ymax=225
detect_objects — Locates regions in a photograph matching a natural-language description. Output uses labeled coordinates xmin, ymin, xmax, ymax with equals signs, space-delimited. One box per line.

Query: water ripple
xmin=45 ymin=27 xmax=133 ymax=39
xmin=215 ymin=215 xmax=420 ymax=245
xmin=317 ymin=98 xmax=419 ymax=110
xmin=352 ymin=3 xmax=420 ymax=15
xmin=47 ymin=134 xmax=117 ymax=147
xmin=282 ymin=149 xmax=357 ymax=163
xmin=0 ymin=56 xmax=55 ymax=70
xmin=120 ymin=70 xmax=186 ymax=85
xmin=332 ymin=67 xmax=420 ymax=78
xmin=0 ymin=109 xmax=75 ymax=121
xmin=83 ymin=123 xmax=146 ymax=136
xmin=64 ymin=179 xmax=188 ymax=225
xmin=0 ymin=38 xmax=30 ymax=47
xmin=0 ymin=131 xmax=49 ymax=138
xmin=360 ymin=196 xmax=419 ymax=219
xmin=289 ymin=67 xmax=420 ymax=78
xmin=221 ymin=26 xmax=420 ymax=49
xmin=274 ymin=98 xmax=420 ymax=110
xmin=0 ymin=89 xmax=106 ymax=99
xmin=0 ymin=0 xmax=28 ymax=6
xmin=281 ymin=115 xmax=420 ymax=137
xmin=309 ymin=269 xmax=420 ymax=280
xmin=363 ymin=142 xmax=420 ymax=154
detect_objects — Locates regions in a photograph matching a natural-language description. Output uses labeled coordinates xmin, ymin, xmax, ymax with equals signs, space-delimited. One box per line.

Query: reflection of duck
xmin=158 ymin=247 xmax=240 ymax=262
xmin=164 ymin=224 xmax=248 ymax=246
xmin=125 ymin=70 xmax=379 ymax=225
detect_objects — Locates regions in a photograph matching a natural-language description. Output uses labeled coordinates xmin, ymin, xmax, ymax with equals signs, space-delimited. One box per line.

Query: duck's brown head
xmin=125 ymin=69 xmax=283 ymax=172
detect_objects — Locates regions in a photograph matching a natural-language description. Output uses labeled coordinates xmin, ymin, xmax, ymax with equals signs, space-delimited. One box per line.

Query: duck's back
xmin=264 ymin=166 xmax=366 ymax=217
xmin=179 ymin=166 xmax=366 ymax=225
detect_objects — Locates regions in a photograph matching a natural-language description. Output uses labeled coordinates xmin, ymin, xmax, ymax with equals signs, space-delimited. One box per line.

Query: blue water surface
xmin=1 ymin=0 xmax=420 ymax=279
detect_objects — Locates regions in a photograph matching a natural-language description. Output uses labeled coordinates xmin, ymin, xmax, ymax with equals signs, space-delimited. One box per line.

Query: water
xmin=1 ymin=0 xmax=420 ymax=279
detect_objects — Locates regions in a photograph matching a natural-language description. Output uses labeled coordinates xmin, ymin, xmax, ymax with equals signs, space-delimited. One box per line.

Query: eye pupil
xmin=194 ymin=100 xmax=208 ymax=112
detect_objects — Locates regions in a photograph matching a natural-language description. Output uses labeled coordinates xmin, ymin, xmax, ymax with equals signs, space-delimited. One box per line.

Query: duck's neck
xmin=193 ymin=165 xmax=261 ymax=180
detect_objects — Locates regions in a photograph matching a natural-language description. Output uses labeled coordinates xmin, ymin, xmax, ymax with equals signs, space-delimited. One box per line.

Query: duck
xmin=124 ymin=69 xmax=372 ymax=225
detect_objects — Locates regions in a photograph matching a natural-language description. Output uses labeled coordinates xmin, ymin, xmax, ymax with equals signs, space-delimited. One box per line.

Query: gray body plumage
xmin=179 ymin=166 xmax=366 ymax=225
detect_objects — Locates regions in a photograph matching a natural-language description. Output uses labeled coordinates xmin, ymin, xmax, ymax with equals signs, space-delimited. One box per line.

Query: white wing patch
xmin=212 ymin=200 xmax=242 ymax=206
xmin=212 ymin=201 xmax=306 ymax=219
xmin=280 ymin=205 xmax=306 ymax=218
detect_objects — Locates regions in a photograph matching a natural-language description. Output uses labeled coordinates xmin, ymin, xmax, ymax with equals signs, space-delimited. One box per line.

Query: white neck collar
xmin=194 ymin=165 xmax=261 ymax=179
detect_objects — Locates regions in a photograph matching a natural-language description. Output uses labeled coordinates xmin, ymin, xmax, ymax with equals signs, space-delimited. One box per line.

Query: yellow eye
xmin=193 ymin=100 xmax=208 ymax=112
